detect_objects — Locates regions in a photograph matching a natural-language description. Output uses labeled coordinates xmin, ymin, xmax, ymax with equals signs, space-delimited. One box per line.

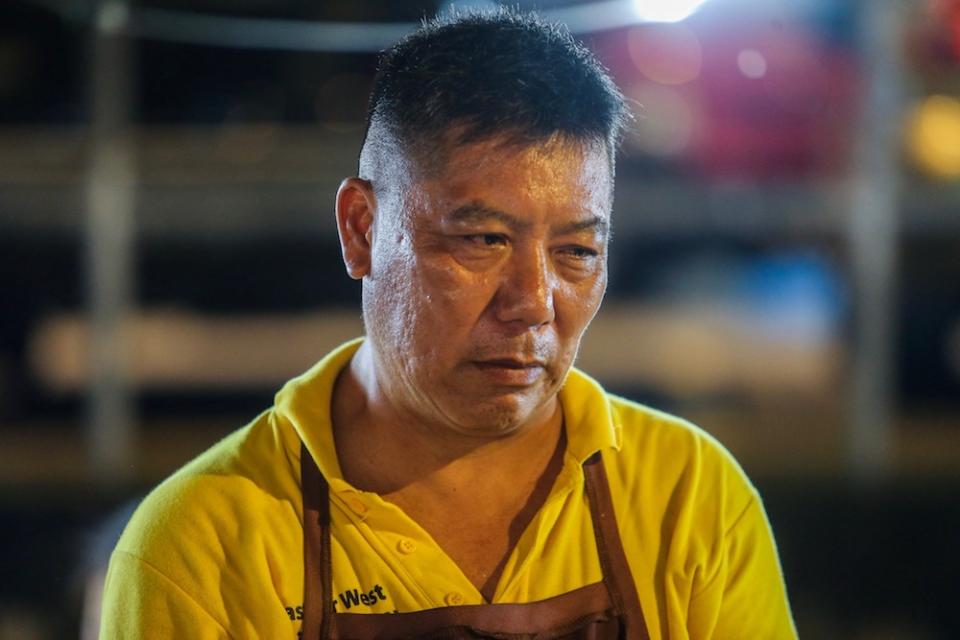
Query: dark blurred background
xmin=1 ymin=0 xmax=959 ymax=638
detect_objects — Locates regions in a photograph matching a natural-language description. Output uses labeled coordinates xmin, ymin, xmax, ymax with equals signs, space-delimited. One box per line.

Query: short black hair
xmin=360 ymin=8 xmax=628 ymax=174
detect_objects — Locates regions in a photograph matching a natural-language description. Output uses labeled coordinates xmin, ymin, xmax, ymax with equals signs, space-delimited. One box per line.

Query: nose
xmin=495 ymin=245 xmax=555 ymax=328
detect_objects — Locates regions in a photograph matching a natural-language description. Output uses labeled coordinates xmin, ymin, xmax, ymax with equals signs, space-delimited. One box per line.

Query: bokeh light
xmin=906 ymin=94 xmax=960 ymax=178
xmin=737 ymin=48 xmax=767 ymax=79
xmin=626 ymin=82 xmax=696 ymax=156
xmin=627 ymin=23 xmax=702 ymax=85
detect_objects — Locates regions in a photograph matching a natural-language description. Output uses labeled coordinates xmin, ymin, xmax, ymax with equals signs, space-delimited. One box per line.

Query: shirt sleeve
xmin=687 ymin=498 xmax=798 ymax=639
xmin=99 ymin=550 xmax=233 ymax=640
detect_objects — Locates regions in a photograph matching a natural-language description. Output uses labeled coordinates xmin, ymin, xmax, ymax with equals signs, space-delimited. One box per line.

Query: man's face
xmin=360 ymin=136 xmax=612 ymax=437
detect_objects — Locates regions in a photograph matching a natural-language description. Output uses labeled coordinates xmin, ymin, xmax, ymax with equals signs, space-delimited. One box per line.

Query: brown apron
xmin=300 ymin=444 xmax=651 ymax=639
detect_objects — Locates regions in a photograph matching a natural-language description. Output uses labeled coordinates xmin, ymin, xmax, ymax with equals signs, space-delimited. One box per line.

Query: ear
xmin=335 ymin=177 xmax=376 ymax=279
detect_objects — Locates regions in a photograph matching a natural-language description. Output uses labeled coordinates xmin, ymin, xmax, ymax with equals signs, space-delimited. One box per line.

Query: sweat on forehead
xmin=360 ymin=124 xmax=604 ymax=183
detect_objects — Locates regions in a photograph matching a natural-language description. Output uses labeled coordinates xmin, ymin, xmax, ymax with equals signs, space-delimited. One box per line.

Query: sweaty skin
xmin=340 ymin=135 xmax=612 ymax=442
xmin=331 ymin=135 xmax=614 ymax=598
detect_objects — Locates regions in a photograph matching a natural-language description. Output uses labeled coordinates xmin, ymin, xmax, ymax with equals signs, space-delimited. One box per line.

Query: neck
xmin=331 ymin=342 xmax=564 ymax=495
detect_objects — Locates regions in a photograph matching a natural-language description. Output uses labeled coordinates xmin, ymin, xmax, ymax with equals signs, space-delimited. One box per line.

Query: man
xmin=101 ymin=10 xmax=796 ymax=639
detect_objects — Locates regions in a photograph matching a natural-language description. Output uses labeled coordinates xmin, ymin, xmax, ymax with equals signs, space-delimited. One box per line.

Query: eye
xmin=463 ymin=233 xmax=507 ymax=247
xmin=558 ymin=245 xmax=599 ymax=260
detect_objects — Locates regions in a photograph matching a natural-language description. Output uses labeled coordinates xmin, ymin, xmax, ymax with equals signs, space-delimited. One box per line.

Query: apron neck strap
xmin=301 ymin=442 xmax=334 ymax=639
xmin=583 ymin=452 xmax=652 ymax=639
xmin=300 ymin=444 xmax=652 ymax=639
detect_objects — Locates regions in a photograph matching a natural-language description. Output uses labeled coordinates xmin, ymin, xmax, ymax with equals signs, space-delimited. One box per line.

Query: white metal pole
xmin=85 ymin=0 xmax=137 ymax=483
xmin=847 ymin=0 xmax=907 ymax=481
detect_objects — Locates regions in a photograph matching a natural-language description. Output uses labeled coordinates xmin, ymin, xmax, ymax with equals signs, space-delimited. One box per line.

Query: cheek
xmin=415 ymin=256 xmax=498 ymax=317
xmin=365 ymin=235 xmax=421 ymax=338
xmin=558 ymin=271 xmax=607 ymax=336
xmin=586 ymin=269 xmax=608 ymax=316
xmin=370 ymin=256 xmax=488 ymax=360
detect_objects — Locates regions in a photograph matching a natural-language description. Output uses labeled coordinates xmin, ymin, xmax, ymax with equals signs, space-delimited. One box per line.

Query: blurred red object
xmin=594 ymin=17 xmax=858 ymax=180
xmin=943 ymin=0 xmax=960 ymax=59
xmin=912 ymin=0 xmax=960 ymax=68
xmin=692 ymin=25 xmax=858 ymax=180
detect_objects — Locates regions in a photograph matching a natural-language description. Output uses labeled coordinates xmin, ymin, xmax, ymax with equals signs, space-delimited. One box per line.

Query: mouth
xmin=472 ymin=358 xmax=547 ymax=386
xmin=475 ymin=358 xmax=545 ymax=369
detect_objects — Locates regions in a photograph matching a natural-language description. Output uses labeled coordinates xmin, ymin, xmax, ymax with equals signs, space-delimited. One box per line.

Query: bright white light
xmin=632 ymin=0 xmax=711 ymax=23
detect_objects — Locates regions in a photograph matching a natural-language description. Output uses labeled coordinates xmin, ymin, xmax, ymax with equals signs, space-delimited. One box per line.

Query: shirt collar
xmin=274 ymin=337 xmax=361 ymax=488
xmin=275 ymin=338 xmax=621 ymax=488
xmin=558 ymin=366 xmax=622 ymax=464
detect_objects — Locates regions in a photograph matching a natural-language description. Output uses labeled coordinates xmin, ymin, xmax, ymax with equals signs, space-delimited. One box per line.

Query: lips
xmin=475 ymin=358 xmax=545 ymax=369
xmin=472 ymin=358 xmax=546 ymax=386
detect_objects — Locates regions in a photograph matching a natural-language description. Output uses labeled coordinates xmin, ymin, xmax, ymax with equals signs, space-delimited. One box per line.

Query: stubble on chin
xmin=458 ymin=365 xmax=566 ymax=435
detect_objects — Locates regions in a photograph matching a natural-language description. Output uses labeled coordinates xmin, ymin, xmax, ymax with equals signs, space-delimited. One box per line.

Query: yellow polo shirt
xmin=101 ymin=338 xmax=796 ymax=639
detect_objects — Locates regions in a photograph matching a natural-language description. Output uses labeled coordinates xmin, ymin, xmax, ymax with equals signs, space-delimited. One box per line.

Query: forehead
xmin=411 ymin=135 xmax=613 ymax=216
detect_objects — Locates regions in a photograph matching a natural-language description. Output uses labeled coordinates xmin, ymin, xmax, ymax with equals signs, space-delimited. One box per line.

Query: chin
xmin=448 ymin=395 xmax=545 ymax=438
xmin=452 ymin=417 xmax=526 ymax=439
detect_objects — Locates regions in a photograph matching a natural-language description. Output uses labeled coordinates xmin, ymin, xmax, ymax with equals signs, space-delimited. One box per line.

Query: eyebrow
xmin=556 ymin=216 xmax=609 ymax=237
xmin=445 ymin=203 xmax=608 ymax=237
xmin=446 ymin=203 xmax=524 ymax=228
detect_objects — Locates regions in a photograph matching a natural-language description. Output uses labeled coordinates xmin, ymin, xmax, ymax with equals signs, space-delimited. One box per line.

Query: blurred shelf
xmin=1 ymin=411 xmax=958 ymax=495
xmin=0 ymin=417 xmax=240 ymax=496
xmin=2 ymin=126 xmax=960 ymax=239
xmin=693 ymin=408 xmax=960 ymax=482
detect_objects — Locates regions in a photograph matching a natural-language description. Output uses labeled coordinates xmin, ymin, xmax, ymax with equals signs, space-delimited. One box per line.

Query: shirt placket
xmin=329 ymin=483 xmax=483 ymax=610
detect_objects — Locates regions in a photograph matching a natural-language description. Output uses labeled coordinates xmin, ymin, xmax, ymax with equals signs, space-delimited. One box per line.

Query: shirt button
xmin=396 ymin=538 xmax=417 ymax=555
xmin=346 ymin=496 xmax=367 ymax=517
xmin=444 ymin=591 xmax=464 ymax=606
